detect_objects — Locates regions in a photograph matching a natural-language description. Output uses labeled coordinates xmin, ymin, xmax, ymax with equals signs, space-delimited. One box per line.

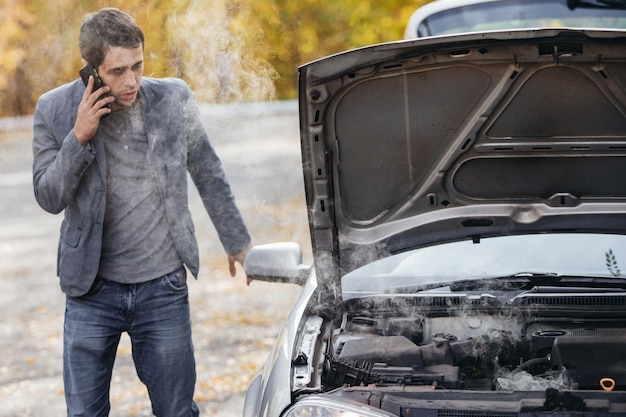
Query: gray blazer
xmin=33 ymin=77 xmax=251 ymax=297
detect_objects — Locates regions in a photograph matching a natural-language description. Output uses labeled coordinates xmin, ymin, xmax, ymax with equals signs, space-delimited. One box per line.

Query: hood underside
xmin=298 ymin=29 xmax=626 ymax=281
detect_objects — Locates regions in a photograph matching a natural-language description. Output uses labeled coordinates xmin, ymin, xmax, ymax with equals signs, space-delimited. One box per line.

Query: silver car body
xmin=243 ymin=22 xmax=626 ymax=417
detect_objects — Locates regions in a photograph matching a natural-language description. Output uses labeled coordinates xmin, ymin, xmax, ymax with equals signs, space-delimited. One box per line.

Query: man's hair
xmin=79 ymin=8 xmax=144 ymax=68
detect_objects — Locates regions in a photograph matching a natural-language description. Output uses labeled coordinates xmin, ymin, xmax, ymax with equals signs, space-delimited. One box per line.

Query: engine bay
xmin=311 ymin=313 xmax=626 ymax=393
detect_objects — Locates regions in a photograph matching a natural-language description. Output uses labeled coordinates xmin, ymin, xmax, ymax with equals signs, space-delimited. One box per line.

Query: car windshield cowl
xmin=341 ymin=273 xmax=626 ymax=319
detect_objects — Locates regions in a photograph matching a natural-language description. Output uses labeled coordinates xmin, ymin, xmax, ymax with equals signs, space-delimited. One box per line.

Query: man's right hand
xmin=73 ymin=75 xmax=114 ymax=146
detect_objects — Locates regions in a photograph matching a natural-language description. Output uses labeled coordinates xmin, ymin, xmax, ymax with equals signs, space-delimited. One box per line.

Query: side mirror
xmin=244 ymin=242 xmax=311 ymax=286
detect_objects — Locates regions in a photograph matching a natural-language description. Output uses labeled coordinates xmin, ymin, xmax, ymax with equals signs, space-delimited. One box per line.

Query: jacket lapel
xmin=138 ymin=82 xmax=168 ymax=197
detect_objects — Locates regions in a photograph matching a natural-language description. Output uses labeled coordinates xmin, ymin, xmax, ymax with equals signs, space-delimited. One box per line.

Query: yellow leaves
xmin=300 ymin=26 xmax=320 ymax=57
xmin=0 ymin=0 xmax=34 ymax=90
xmin=196 ymin=370 xmax=250 ymax=399
xmin=255 ymin=0 xmax=437 ymax=99
xmin=0 ymin=48 xmax=22 ymax=89
xmin=0 ymin=0 xmax=34 ymax=39
xmin=0 ymin=0 xmax=437 ymax=116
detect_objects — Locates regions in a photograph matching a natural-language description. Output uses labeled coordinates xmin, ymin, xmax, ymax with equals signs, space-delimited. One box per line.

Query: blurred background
xmin=1 ymin=0 xmax=432 ymax=117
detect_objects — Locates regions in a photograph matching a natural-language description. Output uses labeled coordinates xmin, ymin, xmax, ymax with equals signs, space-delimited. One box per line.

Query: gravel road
xmin=0 ymin=101 xmax=309 ymax=416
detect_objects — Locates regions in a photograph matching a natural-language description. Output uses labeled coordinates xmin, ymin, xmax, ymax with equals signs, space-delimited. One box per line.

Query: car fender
xmin=243 ymin=269 xmax=318 ymax=417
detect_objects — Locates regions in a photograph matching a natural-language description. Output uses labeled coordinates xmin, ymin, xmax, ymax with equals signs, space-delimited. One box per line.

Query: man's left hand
xmin=228 ymin=243 xmax=252 ymax=284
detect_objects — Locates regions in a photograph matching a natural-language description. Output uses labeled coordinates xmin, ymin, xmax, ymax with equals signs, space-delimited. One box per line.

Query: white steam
xmin=164 ymin=0 xmax=277 ymax=103
xmin=496 ymin=368 xmax=569 ymax=391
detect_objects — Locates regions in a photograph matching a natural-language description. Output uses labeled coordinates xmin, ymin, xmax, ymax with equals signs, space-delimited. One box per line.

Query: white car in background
xmin=405 ymin=0 xmax=626 ymax=39
xmin=242 ymin=2 xmax=626 ymax=417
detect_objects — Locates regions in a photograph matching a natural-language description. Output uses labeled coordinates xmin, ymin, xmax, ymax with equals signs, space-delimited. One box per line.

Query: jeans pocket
xmin=163 ymin=267 xmax=187 ymax=291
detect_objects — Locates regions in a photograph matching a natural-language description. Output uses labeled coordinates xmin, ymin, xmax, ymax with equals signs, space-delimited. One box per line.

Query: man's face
xmin=98 ymin=45 xmax=144 ymax=111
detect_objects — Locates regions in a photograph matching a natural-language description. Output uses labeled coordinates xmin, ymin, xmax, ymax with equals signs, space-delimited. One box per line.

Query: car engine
xmin=311 ymin=313 xmax=626 ymax=393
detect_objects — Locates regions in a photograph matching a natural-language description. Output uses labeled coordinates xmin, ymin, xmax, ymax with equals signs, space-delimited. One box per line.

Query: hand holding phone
xmin=73 ymin=64 xmax=113 ymax=144
xmin=79 ymin=63 xmax=112 ymax=112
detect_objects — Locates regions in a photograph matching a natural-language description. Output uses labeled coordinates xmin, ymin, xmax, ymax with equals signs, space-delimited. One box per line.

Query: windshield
xmin=342 ymin=233 xmax=626 ymax=300
xmin=414 ymin=0 xmax=626 ymax=37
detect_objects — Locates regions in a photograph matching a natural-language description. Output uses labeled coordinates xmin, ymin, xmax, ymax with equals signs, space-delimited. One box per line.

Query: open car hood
xmin=298 ymin=28 xmax=626 ymax=284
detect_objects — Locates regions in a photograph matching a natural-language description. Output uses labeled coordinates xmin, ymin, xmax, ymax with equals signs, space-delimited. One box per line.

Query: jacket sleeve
xmin=182 ymin=87 xmax=252 ymax=255
xmin=32 ymin=89 xmax=96 ymax=214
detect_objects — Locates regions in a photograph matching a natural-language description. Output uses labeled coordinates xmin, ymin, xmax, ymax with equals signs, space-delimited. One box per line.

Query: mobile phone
xmin=79 ymin=63 xmax=112 ymax=112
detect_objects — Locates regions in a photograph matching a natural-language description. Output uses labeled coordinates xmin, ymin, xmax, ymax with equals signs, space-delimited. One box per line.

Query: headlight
xmin=282 ymin=396 xmax=395 ymax=417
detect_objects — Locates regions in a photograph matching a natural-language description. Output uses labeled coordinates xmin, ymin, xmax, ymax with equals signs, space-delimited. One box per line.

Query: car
xmin=404 ymin=0 xmax=626 ymax=39
xmin=242 ymin=20 xmax=626 ymax=417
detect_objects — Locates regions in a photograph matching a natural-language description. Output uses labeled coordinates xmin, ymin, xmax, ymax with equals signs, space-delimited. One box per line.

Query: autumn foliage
xmin=0 ymin=0 xmax=431 ymax=117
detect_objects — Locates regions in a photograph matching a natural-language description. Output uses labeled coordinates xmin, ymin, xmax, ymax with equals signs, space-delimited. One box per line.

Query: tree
xmin=0 ymin=0 xmax=35 ymax=116
xmin=249 ymin=0 xmax=431 ymax=99
xmin=1 ymin=0 xmax=433 ymax=117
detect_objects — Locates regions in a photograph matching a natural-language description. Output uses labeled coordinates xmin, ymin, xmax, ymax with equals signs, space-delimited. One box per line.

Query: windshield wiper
xmin=568 ymin=0 xmax=626 ymax=9
xmin=386 ymin=273 xmax=626 ymax=295
xmin=386 ymin=275 xmax=535 ymax=294
xmin=517 ymin=273 xmax=626 ymax=290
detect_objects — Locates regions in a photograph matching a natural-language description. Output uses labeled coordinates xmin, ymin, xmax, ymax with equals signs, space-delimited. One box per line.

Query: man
xmin=32 ymin=8 xmax=251 ymax=416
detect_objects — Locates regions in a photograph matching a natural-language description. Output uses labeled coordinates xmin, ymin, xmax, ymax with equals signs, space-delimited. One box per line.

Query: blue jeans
xmin=63 ymin=266 xmax=200 ymax=417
